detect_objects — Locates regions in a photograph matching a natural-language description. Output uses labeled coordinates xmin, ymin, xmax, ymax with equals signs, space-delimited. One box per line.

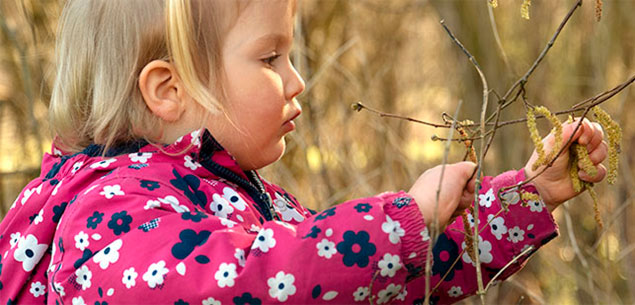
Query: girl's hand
xmin=524 ymin=118 xmax=608 ymax=211
xmin=409 ymin=162 xmax=477 ymax=229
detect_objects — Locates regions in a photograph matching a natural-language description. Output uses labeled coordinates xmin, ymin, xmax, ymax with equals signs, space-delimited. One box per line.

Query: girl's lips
xmin=282 ymin=110 xmax=301 ymax=132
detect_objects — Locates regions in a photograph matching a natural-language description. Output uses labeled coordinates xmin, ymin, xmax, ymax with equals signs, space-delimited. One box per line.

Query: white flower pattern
xmin=75 ymin=265 xmax=92 ymax=290
xmin=202 ymin=297 xmax=221 ymax=305
xmin=378 ymin=253 xmax=402 ymax=278
xmin=448 ymin=286 xmax=463 ymax=297
xmin=99 ymin=185 xmax=125 ymax=199
xmin=13 ymin=234 xmax=48 ymax=272
xmin=462 ymin=235 xmax=493 ymax=265
xmin=90 ymin=158 xmax=117 ymax=169
xmin=143 ymin=260 xmax=169 ymax=288
xmin=488 ymin=214 xmax=508 ymax=240
xmin=381 ymin=215 xmax=405 ymax=244
xmin=479 ymin=188 xmax=496 ymax=208
xmin=252 ymin=228 xmax=276 ymax=253
xmin=267 ymin=271 xmax=296 ymax=302
xmin=184 ymin=155 xmax=202 ymax=170
xmin=377 ymin=283 xmax=402 ymax=304
xmin=210 ymin=193 xmax=234 ymax=219
xmin=529 ymin=199 xmax=545 ymax=212
xmin=158 ymin=195 xmax=190 ymax=213
xmin=508 ymin=226 xmax=525 ymax=243
xmin=214 ymin=263 xmax=237 ymax=288
xmin=316 ymin=238 xmax=337 ymax=259
xmin=129 ymin=152 xmax=153 ymax=163
xmin=74 ymin=231 xmax=90 ymax=251
xmin=234 ymin=248 xmax=246 ymax=267
xmin=92 ymin=239 xmax=123 ymax=269
xmin=29 ymin=281 xmax=46 ymax=297
xmin=122 ymin=267 xmax=138 ymax=288
xmin=353 ymin=286 xmax=369 ymax=301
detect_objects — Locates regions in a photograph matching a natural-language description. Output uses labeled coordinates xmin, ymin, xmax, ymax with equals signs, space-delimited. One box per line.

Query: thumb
xmin=452 ymin=161 xmax=477 ymax=193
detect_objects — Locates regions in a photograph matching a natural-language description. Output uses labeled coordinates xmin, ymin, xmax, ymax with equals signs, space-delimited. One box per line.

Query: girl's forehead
xmin=227 ymin=0 xmax=295 ymax=46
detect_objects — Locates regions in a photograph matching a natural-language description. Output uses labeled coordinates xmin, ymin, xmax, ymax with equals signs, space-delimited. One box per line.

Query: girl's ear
xmin=139 ymin=60 xmax=188 ymax=122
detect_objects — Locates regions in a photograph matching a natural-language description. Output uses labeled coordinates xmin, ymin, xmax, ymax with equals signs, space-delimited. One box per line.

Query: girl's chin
xmin=238 ymin=140 xmax=286 ymax=171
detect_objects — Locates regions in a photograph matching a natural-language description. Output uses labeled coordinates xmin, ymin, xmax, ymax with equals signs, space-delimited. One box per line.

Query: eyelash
xmin=262 ymin=54 xmax=281 ymax=66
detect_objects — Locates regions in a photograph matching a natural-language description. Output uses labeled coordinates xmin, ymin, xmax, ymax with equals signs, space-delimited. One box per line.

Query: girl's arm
xmin=49 ymin=169 xmax=554 ymax=305
xmin=403 ymin=169 xmax=558 ymax=304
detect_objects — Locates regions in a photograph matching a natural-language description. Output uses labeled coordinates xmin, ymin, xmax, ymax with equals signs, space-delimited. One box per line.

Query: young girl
xmin=0 ymin=0 xmax=608 ymax=304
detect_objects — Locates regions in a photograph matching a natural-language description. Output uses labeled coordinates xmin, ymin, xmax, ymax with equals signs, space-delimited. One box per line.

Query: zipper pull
xmin=262 ymin=192 xmax=280 ymax=221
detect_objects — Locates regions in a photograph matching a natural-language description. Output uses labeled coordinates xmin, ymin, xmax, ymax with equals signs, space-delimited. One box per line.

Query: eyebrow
xmin=251 ymin=33 xmax=291 ymax=49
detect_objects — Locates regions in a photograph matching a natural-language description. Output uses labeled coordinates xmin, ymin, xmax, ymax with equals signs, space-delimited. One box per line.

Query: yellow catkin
xmin=569 ymin=147 xmax=583 ymax=193
xmin=521 ymin=0 xmax=531 ymax=20
xmin=534 ymin=106 xmax=563 ymax=163
xmin=526 ymin=108 xmax=547 ymax=170
xmin=574 ymin=143 xmax=598 ymax=178
xmin=489 ymin=0 xmax=498 ymax=8
xmin=457 ymin=126 xmax=477 ymax=163
xmin=528 ymin=106 xmax=563 ymax=171
xmin=585 ymin=183 xmax=604 ymax=230
xmin=592 ymin=106 xmax=621 ymax=184
xmin=595 ymin=0 xmax=603 ymax=22
xmin=521 ymin=191 xmax=540 ymax=207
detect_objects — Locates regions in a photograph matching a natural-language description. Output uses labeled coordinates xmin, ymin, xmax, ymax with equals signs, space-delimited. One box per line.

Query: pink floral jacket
xmin=0 ymin=130 xmax=558 ymax=304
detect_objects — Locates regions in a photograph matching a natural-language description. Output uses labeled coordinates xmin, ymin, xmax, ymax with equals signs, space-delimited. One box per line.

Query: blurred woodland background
xmin=0 ymin=0 xmax=633 ymax=304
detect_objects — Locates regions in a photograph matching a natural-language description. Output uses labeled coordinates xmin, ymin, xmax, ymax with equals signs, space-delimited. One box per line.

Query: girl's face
xmin=208 ymin=0 xmax=304 ymax=170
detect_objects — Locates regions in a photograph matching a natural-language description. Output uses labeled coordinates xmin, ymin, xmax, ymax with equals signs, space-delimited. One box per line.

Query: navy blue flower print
xmin=140 ymin=180 xmax=160 ymax=191
xmin=171 ymin=229 xmax=212 ymax=260
xmin=392 ymin=197 xmax=411 ymax=208
xmin=87 ymin=211 xmax=104 ymax=229
xmin=354 ymin=203 xmax=372 ymax=213
xmin=52 ymin=201 xmax=68 ymax=223
xmin=336 ymin=230 xmax=377 ymax=268
xmin=181 ymin=210 xmax=208 ymax=223
xmin=170 ymin=169 xmax=207 ymax=208
xmin=233 ymin=293 xmax=262 ymax=305
xmin=174 ymin=300 xmax=189 ymax=305
xmin=314 ymin=207 xmax=336 ymax=222
xmin=405 ymin=263 xmax=423 ymax=282
xmin=107 ymin=211 xmax=133 ymax=236
xmin=74 ymin=249 xmax=94 ymax=269
xmin=432 ymin=233 xmax=463 ymax=281
xmin=302 ymin=226 xmax=321 ymax=239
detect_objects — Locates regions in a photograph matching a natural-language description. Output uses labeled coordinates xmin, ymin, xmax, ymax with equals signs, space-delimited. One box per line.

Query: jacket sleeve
xmin=402 ymin=169 xmax=559 ymax=305
xmin=49 ymin=169 xmax=556 ymax=305
xmin=49 ymin=175 xmax=428 ymax=304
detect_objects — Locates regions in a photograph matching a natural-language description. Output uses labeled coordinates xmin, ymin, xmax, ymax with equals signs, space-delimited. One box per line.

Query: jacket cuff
xmin=494 ymin=170 xmax=559 ymax=273
xmin=379 ymin=191 xmax=429 ymax=278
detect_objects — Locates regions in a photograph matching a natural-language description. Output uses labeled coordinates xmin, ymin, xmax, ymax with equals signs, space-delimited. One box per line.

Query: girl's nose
xmin=285 ymin=63 xmax=305 ymax=101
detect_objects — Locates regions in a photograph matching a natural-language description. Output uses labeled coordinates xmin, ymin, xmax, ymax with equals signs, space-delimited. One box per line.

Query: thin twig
xmin=484 ymin=245 xmax=535 ymax=293
xmin=424 ymin=99 xmax=463 ymax=304
xmin=440 ymin=19 xmax=488 ymax=304
xmin=487 ymin=0 xmax=583 ymax=122
xmin=352 ymin=102 xmax=450 ymax=128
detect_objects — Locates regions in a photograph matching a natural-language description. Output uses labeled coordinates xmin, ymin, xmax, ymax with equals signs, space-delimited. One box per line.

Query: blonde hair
xmin=49 ymin=0 xmax=245 ymax=153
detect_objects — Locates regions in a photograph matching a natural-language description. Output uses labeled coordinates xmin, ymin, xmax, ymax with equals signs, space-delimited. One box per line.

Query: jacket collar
xmin=49 ymin=129 xmax=249 ymax=181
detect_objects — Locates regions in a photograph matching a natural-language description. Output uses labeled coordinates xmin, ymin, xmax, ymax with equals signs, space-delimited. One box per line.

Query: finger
xmin=560 ymin=118 xmax=588 ymax=148
xmin=575 ymin=118 xmax=595 ymax=146
xmin=458 ymin=189 xmax=474 ymax=211
xmin=453 ymin=161 xmax=477 ymax=187
xmin=579 ymin=164 xmax=607 ymax=183
xmin=587 ymin=122 xmax=604 ymax=151
xmin=587 ymin=141 xmax=608 ymax=165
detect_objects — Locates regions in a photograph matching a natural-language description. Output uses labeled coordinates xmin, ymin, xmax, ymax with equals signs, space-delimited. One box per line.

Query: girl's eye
xmin=262 ymin=54 xmax=281 ymax=66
